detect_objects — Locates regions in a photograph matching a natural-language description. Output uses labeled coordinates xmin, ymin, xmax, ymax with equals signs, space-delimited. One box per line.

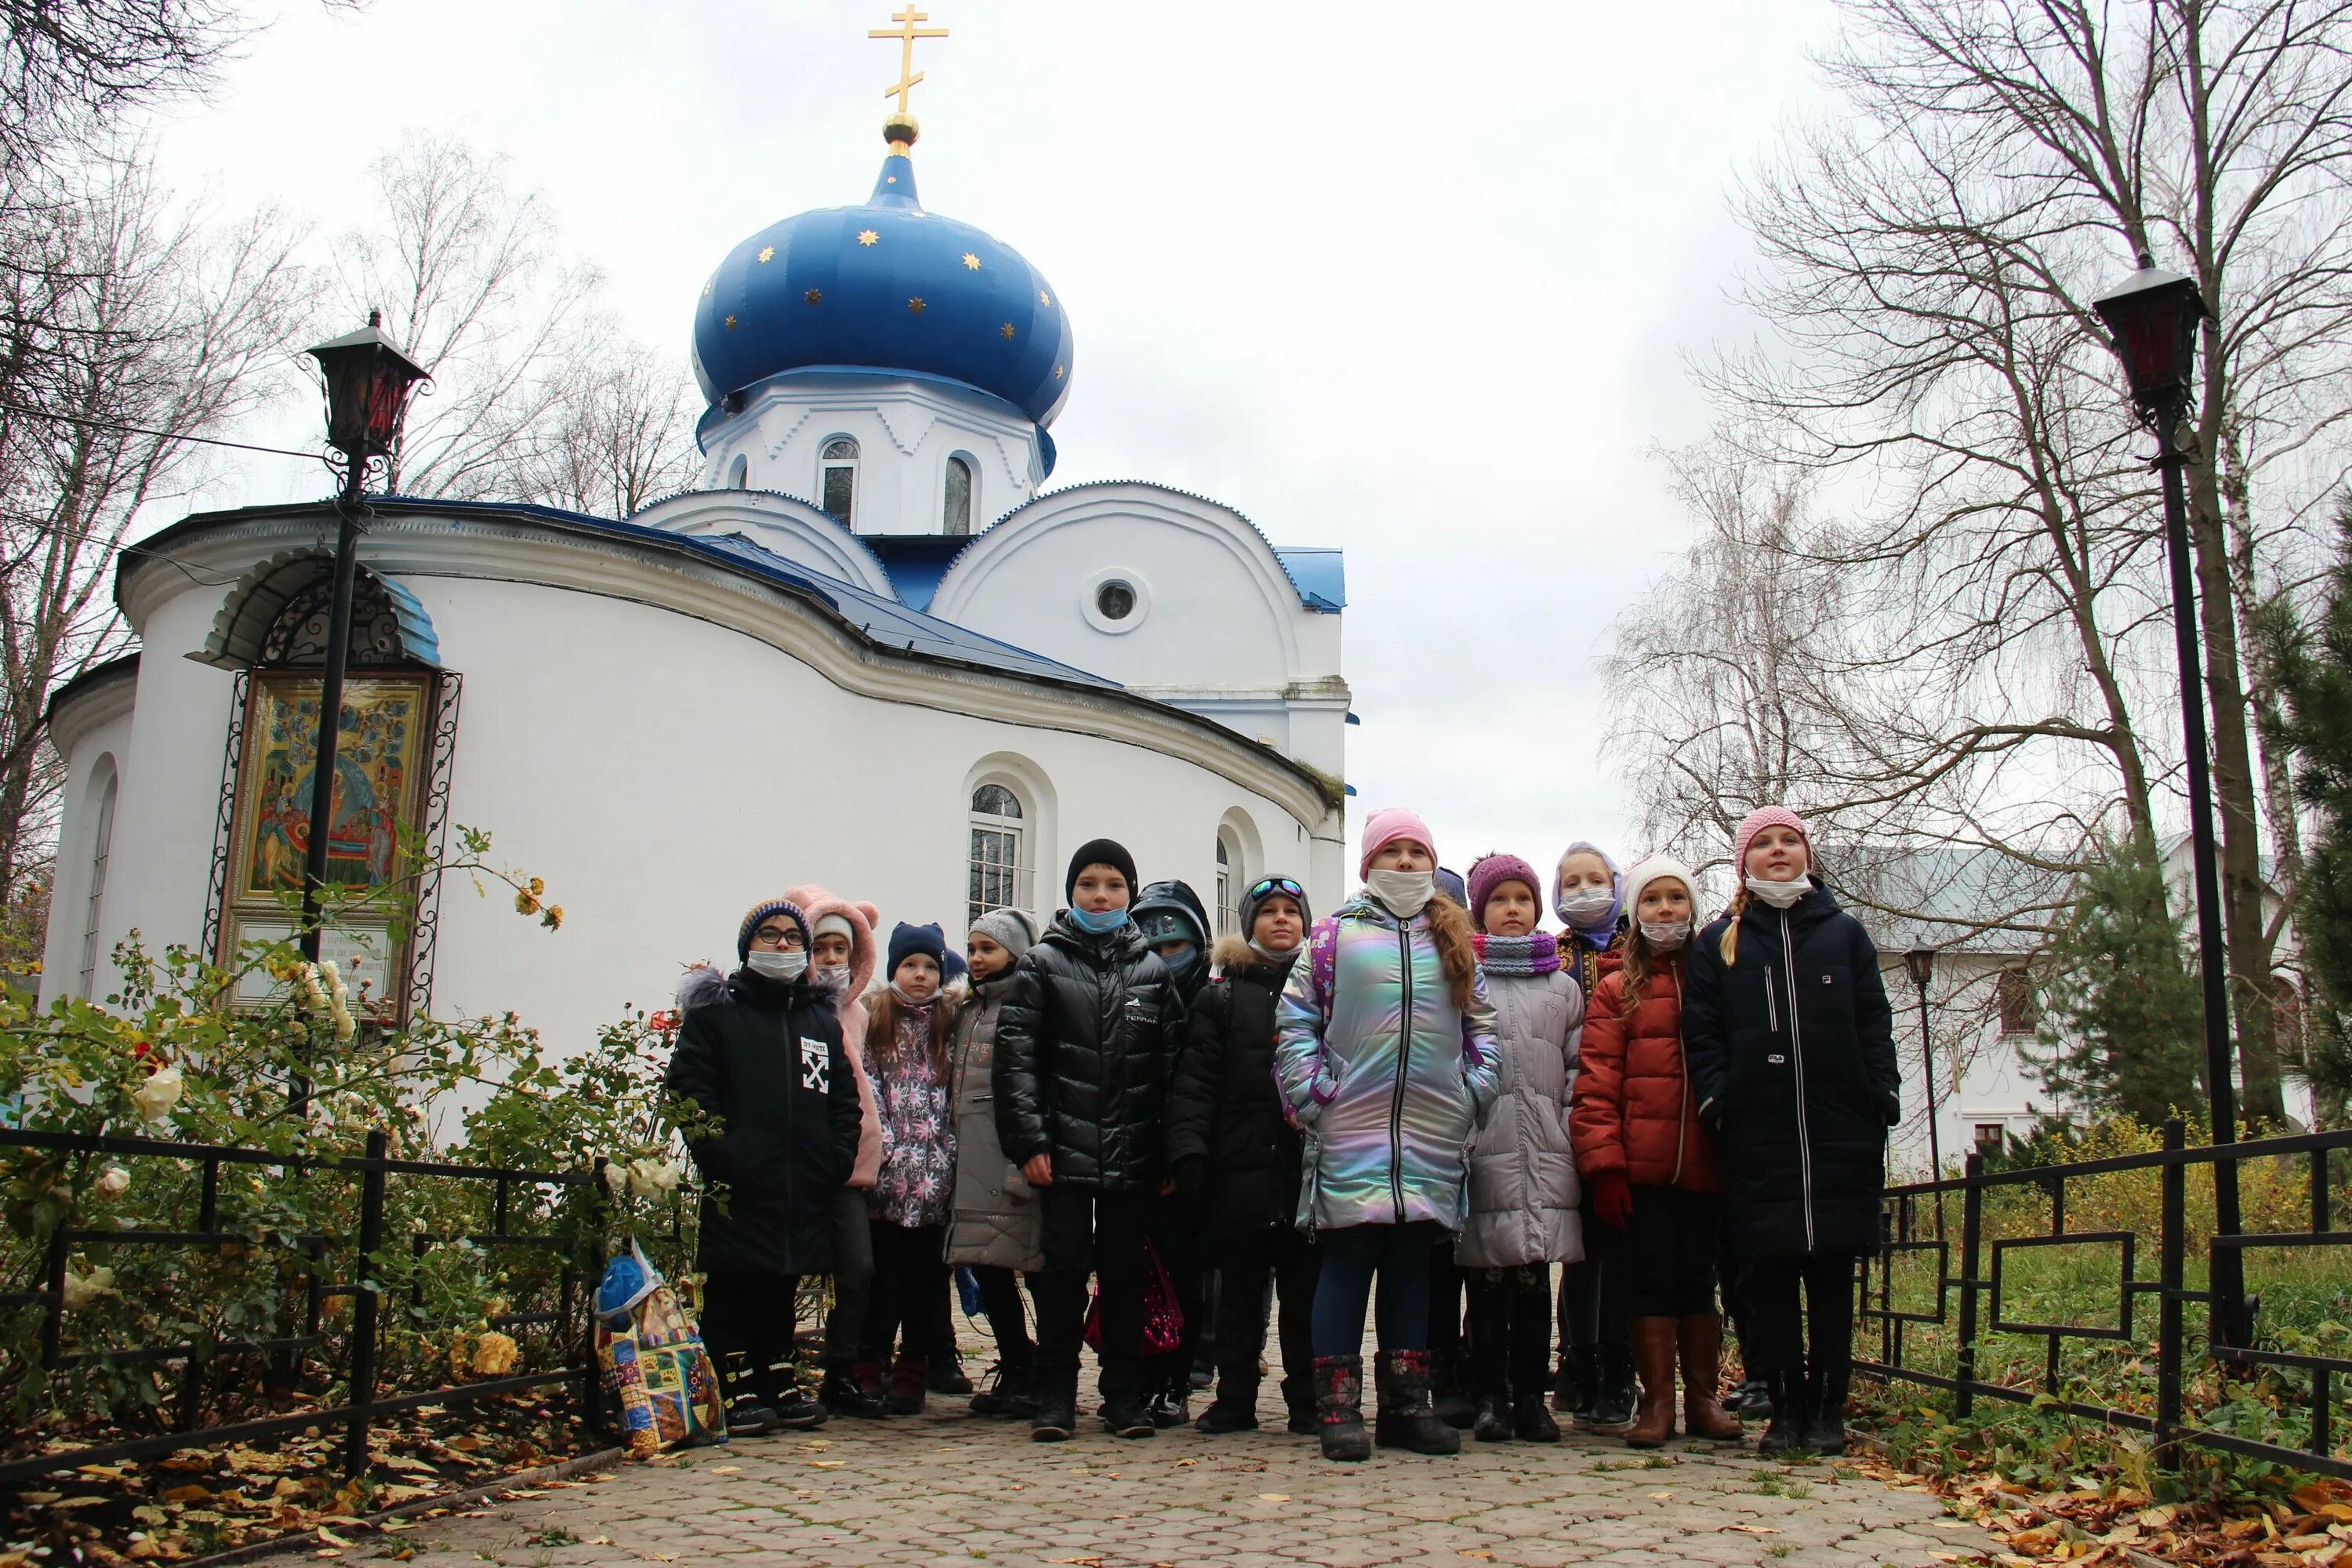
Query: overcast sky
xmin=149 ymin=0 xmax=1841 ymax=877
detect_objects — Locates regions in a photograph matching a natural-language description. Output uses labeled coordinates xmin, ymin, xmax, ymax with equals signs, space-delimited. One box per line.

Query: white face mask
xmin=811 ymin=963 xmax=851 ymax=989
xmin=1365 ymin=869 xmax=1435 ymax=918
xmin=1559 ymin=887 xmax=1616 ymax=928
xmin=1744 ymin=873 xmax=1809 ymax=909
xmin=746 ymin=949 xmax=808 ymax=982
xmin=1639 ymin=919 xmax=1690 ymax=951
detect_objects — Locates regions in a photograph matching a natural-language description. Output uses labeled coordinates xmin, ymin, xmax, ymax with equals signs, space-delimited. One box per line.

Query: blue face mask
xmin=1069 ymin=905 xmax=1131 ymax=935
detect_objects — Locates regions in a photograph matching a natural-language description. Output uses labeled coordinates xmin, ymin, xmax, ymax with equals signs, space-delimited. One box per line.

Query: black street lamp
xmin=2091 ymin=252 xmax=2246 ymax=1345
xmin=1903 ymin=947 xmax=1943 ymax=1207
xmin=299 ymin=312 xmax=429 ymax=970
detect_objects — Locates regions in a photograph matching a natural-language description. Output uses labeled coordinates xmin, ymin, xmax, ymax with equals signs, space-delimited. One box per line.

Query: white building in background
xmin=36 ymin=111 xmax=1350 ymax=1053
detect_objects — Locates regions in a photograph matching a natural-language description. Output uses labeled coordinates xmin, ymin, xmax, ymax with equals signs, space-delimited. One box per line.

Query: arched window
xmin=968 ymin=783 xmax=1030 ymax=926
xmin=727 ymin=454 xmax=749 ymax=488
xmin=1215 ymin=829 xmax=1239 ymax=934
xmin=76 ymin=770 xmax=118 ymax=1000
xmin=820 ymin=437 xmax=858 ymax=527
xmin=942 ymin=455 xmax=973 ymax=536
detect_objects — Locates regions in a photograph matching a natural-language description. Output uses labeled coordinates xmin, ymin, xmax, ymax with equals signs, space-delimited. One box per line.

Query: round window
xmin=1096 ymin=580 xmax=1136 ymax=620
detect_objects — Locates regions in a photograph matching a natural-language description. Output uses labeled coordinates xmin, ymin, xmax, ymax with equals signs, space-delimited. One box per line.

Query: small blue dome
xmin=691 ymin=144 xmax=1074 ymax=427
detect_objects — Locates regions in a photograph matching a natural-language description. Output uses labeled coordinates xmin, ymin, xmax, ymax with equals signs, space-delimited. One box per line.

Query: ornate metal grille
xmin=200 ymin=670 xmax=252 ymax=965
xmin=257 ymin=575 xmax=416 ymax=668
xmin=405 ymin=671 xmax=464 ymax=1021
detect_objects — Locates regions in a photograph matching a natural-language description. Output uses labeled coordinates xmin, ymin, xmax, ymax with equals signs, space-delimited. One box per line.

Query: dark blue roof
xmin=691 ymin=146 xmax=1074 ymax=429
xmin=860 ymin=533 xmax=966 ymax=612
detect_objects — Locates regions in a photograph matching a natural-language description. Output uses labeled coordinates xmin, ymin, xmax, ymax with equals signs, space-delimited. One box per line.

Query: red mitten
xmin=1589 ymin=1169 xmax=1633 ymax=1230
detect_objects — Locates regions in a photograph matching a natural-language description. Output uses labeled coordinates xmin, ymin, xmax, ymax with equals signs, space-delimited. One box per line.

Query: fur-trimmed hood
xmin=674 ymin=960 xmax=844 ymax=1012
xmin=782 ymin=884 xmax=880 ymax=1006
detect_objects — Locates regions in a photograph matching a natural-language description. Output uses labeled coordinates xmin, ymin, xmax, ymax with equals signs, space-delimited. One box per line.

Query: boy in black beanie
xmin=994 ymin=838 xmax=1185 ymax=1440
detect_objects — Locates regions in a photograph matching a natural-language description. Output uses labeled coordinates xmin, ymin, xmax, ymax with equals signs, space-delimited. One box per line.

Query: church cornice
xmin=119 ymin=501 xmax=1343 ymax=824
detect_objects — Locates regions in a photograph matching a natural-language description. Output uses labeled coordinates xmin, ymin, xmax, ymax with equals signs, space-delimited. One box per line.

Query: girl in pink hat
xmin=1683 ymin=805 xmax=1898 ymax=1458
xmin=1275 ymin=808 xmax=1499 ymax=1461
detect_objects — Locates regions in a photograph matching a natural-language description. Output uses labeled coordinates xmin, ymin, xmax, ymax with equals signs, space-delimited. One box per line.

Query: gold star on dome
xmin=909 ymin=297 xmax=927 ymax=313
xmin=1000 ymin=322 xmax=1015 ymax=338
xmin=757 ymin=245 xmax=775 ymax=263
xmin=724 ymin=314 xmax=739 ymax=330
xmin=858 ymin=229 xmax=880 ymax=246
xmin=805 ymin=289 xmax=823 ymax=304
xmin=1038 ymin=289 xmax=1051 ymax=307
xmin=962 ymin=252 xmax=982 ymax=270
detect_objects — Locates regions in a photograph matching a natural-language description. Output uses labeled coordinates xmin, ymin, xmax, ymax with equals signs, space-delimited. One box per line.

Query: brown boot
xmin=1679 ymin=1315 xmax=1743 ymax=1441
xmin=1624 ymin=1317 xmax=1679 ymax=1447
xmin=885 ymin=1354 xmax=927 ymax=1415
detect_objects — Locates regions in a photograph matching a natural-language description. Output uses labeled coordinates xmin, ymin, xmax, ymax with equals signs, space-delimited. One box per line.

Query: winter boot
xmin=1624 ymin=1317 xmax=1679 ymax=1448
xmin=1101 ymin=1392 xmax=1157 ymax=1439
xmin=1029 ymin=1370 xmax=1078 ymax=1442
xmin=1804 ymin=1358 xmax=1851 ymax=1454
xmin=1471 ymin=1392 xmax=1515 ymax=1443
xmin=717 ymin=1353 xmax=782 ymax=1438
xmin=1758 ymin=1368 xmax=1811 ymax=1457
xmin=818 ymin=1360 xmax=886 ymax=1418
xmin=851 ymin=1356 xmax=886 ymax=1399
xmin=1585 ymin=1341 xmax=1637 ymax=1432
xmin=929 ymin=1348 xmax=973 ymax=1396
xmin=1566 ymin=1345 xmax=1602 ymax=1425
xmin=1313 ymin=1355 xmax=1371 ymax=1462
xmin=753 ymin=1356 xmax=829 ymax=1431
xmin=1433 ymin=1345 xmax=1477 ymax=1430
xmin=1551 ymin=1348 xmax=1584 ymax=1414
xmin=968 ymin=1358 xmax=1037 ymax=1419
xmin=1280 ymin=1373 xmax=1318 ymax=1436
xmin=1374 ymin=1348 xmax=1461 ymax=1454
xmin=885 ymin=1353 xmax=927 ymax=1416
xmin=1514 ymin=1394 xmax=1562 ymax=1442
xmin=1679 ymin=1316 xmax=1743 ymax=1442
xmin=1723 ymin=1374 xmax=1773 ymax=1418
xmin=1195 ymin=1377 xmax=1261 ymax=1434
xmin=1509 ymin=1312 xmax=1560 ymax=1441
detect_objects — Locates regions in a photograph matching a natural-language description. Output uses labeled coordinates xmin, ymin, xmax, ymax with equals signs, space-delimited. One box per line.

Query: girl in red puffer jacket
xmin=1568 ymin=855 xmax=1740 ymax=1449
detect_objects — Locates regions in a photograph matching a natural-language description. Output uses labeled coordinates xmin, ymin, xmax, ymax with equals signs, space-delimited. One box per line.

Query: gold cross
xmin=871 ymin=6 xmax=948 ymax=115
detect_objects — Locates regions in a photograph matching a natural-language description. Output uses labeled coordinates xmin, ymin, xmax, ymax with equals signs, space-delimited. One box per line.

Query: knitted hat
xmin=1239 ymin=874 xmax=1312 ymax=939
xmin=970 ymin=906 xmax=1040 ymax=963
xmin=1467 ymin=854 xmax=1544 ymax=928
xmin=887 ymin=920 xmax=948 ymax=977
xmin=1065 ymin=837 xmax=1139 ymax=902
xmin=1359 ymin=807 xmax=1437 ymax=878
xmin=1435 ymin=867 xmax=1468 ymax=909
xmin=1552 ymin=840 xmax=1624 ymax=930
xmin=1731 ymin=806 xmax=1814 ymax=876
xmin=1622 ymin=854 xmax=1699 ymax=920
xmin=811 ymin=911 xmax=855 ymax=945
xmin=736 ymin=898 xmax=810 ymax=962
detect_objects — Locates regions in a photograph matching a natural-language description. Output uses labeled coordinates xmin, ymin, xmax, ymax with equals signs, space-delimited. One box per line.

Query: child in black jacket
xmin=1165 ymin=876 xmax=1320 ymax=1437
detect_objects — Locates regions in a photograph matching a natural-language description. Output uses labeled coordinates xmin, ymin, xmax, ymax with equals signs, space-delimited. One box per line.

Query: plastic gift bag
xmin=594 ymin=1240 xmax=727 ymax=1456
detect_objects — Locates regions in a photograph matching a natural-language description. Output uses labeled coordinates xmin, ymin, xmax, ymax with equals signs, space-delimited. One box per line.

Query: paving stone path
xmin=390 ymin=1392 xmax=2000 ymax=1568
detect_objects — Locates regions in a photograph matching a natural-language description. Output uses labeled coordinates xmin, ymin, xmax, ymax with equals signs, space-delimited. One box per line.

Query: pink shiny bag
xmin=1081 ymin=1237 xmax=1185 ymax=1356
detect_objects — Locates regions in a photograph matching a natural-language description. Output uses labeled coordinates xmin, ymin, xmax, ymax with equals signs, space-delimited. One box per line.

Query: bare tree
xmin=0 ymin=150 xmax=306 ymax=909
xmin=1692 ymin=0 xmax=2352 ymax=1120
xmin=330 ymin=133 xmax=599 ymax=499
xmin=509 ymin=335 xmax=699 ymax=518
xmin=1 ymin=0 xmax=245 ymax=172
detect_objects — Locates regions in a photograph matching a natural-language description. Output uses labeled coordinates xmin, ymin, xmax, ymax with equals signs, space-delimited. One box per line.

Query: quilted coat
xmin=1457 ymin=959 xmax=1586 ymax=1269
xmin=1274 ymin=896 xmax=1501 ymax=1232
xmin=1163 ymin=936 xmax=1304 ymax=1240
xmin=946 ymin=969 xmax=1044 ymax=1270
xmin=781 ymin=884 xmax=884 ymax=1189
xmin=1683 ymin=880 xmax=1898 ymax=1261
xmin=1568 ymin=953 xmax=1720 ymax=1193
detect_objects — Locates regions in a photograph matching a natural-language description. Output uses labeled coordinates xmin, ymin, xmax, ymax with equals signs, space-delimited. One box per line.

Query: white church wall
xmin=695 ymin=376 xmax=1042 ymax=535
xmin=37 ymin=705 xmax=133 ymax=1005
xmin=638 ymin=490 xmax=896 ymax=596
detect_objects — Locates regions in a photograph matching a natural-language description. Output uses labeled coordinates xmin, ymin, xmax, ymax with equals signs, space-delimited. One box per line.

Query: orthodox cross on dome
xmin=871 ymin=6 xmax=948 ymax=118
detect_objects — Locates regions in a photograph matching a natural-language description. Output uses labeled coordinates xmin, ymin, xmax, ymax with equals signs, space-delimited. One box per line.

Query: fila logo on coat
xmin=800 ymin=1038 xmax=830 ymax=1093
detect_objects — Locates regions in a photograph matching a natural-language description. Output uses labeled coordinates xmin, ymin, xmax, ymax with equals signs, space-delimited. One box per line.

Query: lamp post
xmin=2091 ymin=253 xmax=2246 ymax=1345
xmin=298 ymin=312 xmax=429 ymax=972
xmin=1903 ymin=947 xmax=1944 ymax=1238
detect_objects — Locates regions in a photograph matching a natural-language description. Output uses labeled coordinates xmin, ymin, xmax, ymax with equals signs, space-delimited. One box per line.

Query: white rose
xmin=94 ymin=1166 xmax=130 ymax=1198
xmin=129 ymin=1065 xmax=183 ymax=1123
xmin=601 ymin=1161 xmax=627 ymax=1199
xmin=62 ymin=1265 xmax=117 ymax=1310
xmin=626 ymin=1157 xmax=672 ymax=1200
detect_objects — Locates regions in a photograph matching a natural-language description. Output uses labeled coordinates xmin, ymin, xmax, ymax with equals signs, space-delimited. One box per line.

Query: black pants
xmin=971 ymin=1264 xmax=1035 ymax=1372
xmin=1624 ymin=1185 xmax=1722 ymax=1318
xmin=866 ymin=1221 xmax=951 ymax=1365
xmin=1466 ymin=1267 xmax=1552 ymax=1402
xmin=1143 ymin=1192 xmax=1204 ymax=1399
xmin=821 ymin=1188 xmax=874 ymax=1373
xmin=1034 ymin=1187 xmax=1152 ymax=1401
xmin=701 ymin=1269 xmax=800 ymax=1404
xmin=1559 ymin=1198 xmax=1629 ymax=1352
xmin=1426 ymin=1237 xmax=1466 ymax=1356
xmin=1212 ymin=1223 xmax=1319 ymax=1399
xmin=1744 ymin=1251 xmax=1857 ymax=1385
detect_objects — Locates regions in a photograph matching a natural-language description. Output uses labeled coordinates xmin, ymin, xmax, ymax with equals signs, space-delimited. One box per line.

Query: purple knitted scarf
xmin=1472 ymin=931 xmax=1560 ymax=977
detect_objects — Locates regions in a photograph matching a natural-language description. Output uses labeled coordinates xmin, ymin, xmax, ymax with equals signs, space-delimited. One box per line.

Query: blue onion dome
xmin=691 ymin=114 xmax=1074 ymax=428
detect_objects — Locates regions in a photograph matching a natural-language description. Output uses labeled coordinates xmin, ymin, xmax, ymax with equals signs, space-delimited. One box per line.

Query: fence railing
xmin=0 ymin=1125 xmax=610 ymax=1485
xmin=1857 ymin=1117 xmax=2352 ymax=1482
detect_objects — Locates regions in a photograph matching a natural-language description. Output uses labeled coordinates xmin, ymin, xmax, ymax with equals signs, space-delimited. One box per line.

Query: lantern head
xmin=2092 ymin=254 xmax=2206 ymax=417
xmin=305 ymin=310 xmax=430 ymax=465
xmin=1904 ymin=946 xmax=1936 ymax=989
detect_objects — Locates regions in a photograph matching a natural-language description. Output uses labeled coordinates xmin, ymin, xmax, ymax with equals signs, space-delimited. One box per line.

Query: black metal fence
xmin=0 ymin=1126 xmax=609 ymax=1486
xmin=1857 ymin=1117 xmax=2352 ymax=1482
